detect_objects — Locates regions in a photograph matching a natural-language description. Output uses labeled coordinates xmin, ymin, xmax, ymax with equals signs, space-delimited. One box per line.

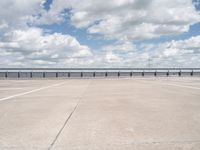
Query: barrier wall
xmin=45 ymin=72 xmax=57 ymax=78
xmin=95 ymin=72 xmax=106 ymax=77
xmin=193 ymin=72 xmax=200 ymax=76
xmin=0 ymin=72 xmax=6 ymax=78
xmin=57 ymin=72 xmax=69 ymax=78
xmin=118 ymin=72 xmax=131 ymax=77
xmin=0 ymin=69 xmax=200 ymax=78
xmin=132 ymin=72 xmax=143 ymax=76
xmin=32 ymin=72 xmax=44 ymax=78
xmin=156 ymin=72 xmax=168 ymax=76
xmin=82 ymin=72 xmax=94 ymax=77
xmin=19 ymin=72 xmax=31 ymax=78
xmin=107 ymin=72 xmax=119 ymax=77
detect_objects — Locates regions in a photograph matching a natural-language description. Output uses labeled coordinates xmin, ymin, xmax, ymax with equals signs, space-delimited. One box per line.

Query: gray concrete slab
xmin=70 ymin=72 xmax=82 ymax=78
xmin=107 ymin=72 xmax=119 ymax=77
xmin=119 ymin=72 xmax=131 ymax=77
xmin=0 ymin=78 xmax=200 ymax=150
xmin=0 ymin=72 xmax=6 ymax=78
xmin=57 ymin=72 xmax=69 ymax=78
xmin=7 ymin=72 xmax=19 ymax=78
xmin=193 ymin=72 xmax=200 ymax=76
xmin=32 ymin=72 xmax=44 ymax=78
xmin=45 ymin=72 xmax=57 ymax=78
xmin=156 ymin=72 xmax=168 ymax=76
xmin=94 ymin=72 xmax=106 ymax=77
xmin=168 ymin=71 xmax=180 ymax=76
xmin=133 ymin=72 xmax=143 ymax=76
xmin=82 ymin=72 xmax=94 ymax=78
xmin=19 ymin=72 xmax=31 ymax=78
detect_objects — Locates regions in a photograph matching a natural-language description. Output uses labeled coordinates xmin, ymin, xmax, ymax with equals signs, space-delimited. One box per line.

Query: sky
xmin=0 ymin=0 xmax=200 ymax=68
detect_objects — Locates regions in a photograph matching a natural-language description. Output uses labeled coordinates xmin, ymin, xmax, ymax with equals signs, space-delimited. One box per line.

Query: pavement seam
xmin=48 ymin=80 xmax=92 ymax=150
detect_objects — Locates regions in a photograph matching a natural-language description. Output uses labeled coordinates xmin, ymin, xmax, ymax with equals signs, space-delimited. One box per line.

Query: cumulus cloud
xmin=0 ymin=0 xmax=200 ymax=67
xmin=37 ymin=0 xmax=200 ymax=41
xmin=0 ymin=28 xmax=93 ymax=67
xmin=98 ymin=35 xmax=200 ymax=67
xmin=102 ymin=42 xmax=136 ymax=52
xmin=0 ymin=0 xmax=43 ymax=32
xmin=105 ymin=52 xmax=122 ymax=63
xmin=0 ymin=28 xmax=200 ymax=67
xmin=153 ymin=36 xmax=200 ymax=67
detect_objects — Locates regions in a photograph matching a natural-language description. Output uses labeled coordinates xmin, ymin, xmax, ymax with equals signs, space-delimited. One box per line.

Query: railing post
xmin=5 ymin=71 xmax=8 ymax=78
xmin=30 ymin=72 xmax=33 ymax=78
xmin=130 ymin=72 xmax=132 ymax=77
xmin=93 ymin=72 xmax=95 ymax=77
xmin=167 ymin=70 xmax=169 ymax=77
xmin=191 ymin=70 xmax=193 ymax=76
xmin=179 ymin=70 xmax=181 ymax=77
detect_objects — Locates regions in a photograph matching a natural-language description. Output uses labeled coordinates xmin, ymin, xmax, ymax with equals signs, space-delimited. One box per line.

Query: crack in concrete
xmin=48 ymin=80 xmax=92 ymax=150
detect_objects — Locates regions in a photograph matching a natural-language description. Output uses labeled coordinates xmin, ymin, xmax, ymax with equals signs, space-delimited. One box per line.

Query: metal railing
xmin=0 ymin=68 xmax=200 ymax=78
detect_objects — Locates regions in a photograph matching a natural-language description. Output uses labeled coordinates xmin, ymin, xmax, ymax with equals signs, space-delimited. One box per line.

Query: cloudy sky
xmin=0 ymin=0 xmax=200 ymax=68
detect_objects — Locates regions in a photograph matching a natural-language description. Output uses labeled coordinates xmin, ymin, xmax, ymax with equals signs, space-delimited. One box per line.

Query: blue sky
xmin=40 ymin=0 xmax=200 ymax=48
xmin=0 ymin=0 xmax=200 ymax=67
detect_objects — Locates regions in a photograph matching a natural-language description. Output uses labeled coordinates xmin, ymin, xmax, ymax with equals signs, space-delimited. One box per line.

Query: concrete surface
xmin=0 ymin=78 xmax=200 ymax=150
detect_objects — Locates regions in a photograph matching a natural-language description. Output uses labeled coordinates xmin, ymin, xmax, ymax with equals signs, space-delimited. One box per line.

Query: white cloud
xmin=143 ymin=36 xmax=200 ymax=67
xmin=105 ymin=52 xmax=122 ymax=63
xmin=38 ymin=0 xmax=200 ymax=41
xmin=102 ymin=41 xmax=136 ymax=52
xmin=97 ymin=35 xmax=200 ymax=67
xmin=0 ymin=28 xmax=200 ymax=67
xmin=0 ymin=0 xmax=199 ymax=67
xmin=0 ymin=0 xmax=43 ymax=32
xmin=0 ymin=28 xmax=93 ymax=67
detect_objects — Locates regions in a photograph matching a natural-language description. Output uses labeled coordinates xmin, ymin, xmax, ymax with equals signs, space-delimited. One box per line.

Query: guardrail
xmin=0 ymin=68 xmax=200 ymax=78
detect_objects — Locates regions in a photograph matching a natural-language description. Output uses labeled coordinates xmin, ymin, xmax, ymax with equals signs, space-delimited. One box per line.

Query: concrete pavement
xmin=0 ymin=78 xmax=200 ymax=149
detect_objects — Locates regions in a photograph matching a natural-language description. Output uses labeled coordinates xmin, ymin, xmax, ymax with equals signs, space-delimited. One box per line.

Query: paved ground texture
xmin=0 ymin=77 xmax=200 ymax=150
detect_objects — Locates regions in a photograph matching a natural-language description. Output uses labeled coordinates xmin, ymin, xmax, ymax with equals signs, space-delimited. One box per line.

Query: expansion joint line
xmin=48 ymin=80 xmax=92 ymax=150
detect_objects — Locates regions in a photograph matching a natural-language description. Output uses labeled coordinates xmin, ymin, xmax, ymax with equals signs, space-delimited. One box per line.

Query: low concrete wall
xmin=181 ymin=72 xmax=192 ymax=76
xmin=0 ymin=70 xmax=200 ymax=78
xmin=32 ymin=72 xmax=44 ymax=78
xmin=143 ymin=72 xmax=156 ymax=76
xmin=57 ymin=72 xmax=69 ymax=78
xmin=107 ymin=72 xmax=119 ymax=77
xmin=193 ymin=72 xmax=200 ymax=76
xmin=168 ymin=71 xmax=181 ymax=76
xmin=70 ymin=72 xmax=82 ymax=78
xmin=132 ymin=72 xmax=143 ymax=76
xmin=95 ymin=72 xmax=106 ymax=77
xmin=19 ymin=72 xmax=31 ymax=78
xmin=156 ymin=72 xmax=168 ymax=76
xmin=7 ymin=72 xmax=19 ymax=78
xmin=82 ymin=72 xmax=95 ymax=77
xmin=0 ymin=72 xmax=6 ymax=78
xmin=119 ymin=72 xmax=132 ymax=77
xmin=45 ymin=72 xmax=57 ymax=78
